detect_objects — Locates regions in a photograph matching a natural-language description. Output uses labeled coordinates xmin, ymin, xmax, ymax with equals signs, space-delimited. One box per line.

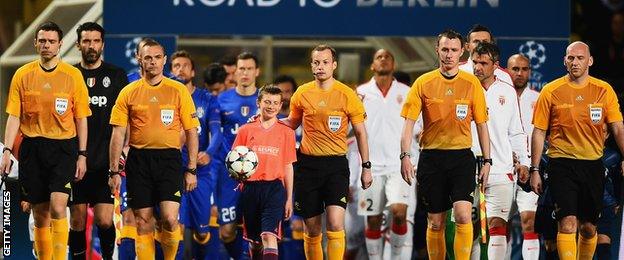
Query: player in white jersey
xmin=470 ymin=43 xmax=530 ymax=260
xmin=355 ymin=49 xmax=414 ymax=260
xmin=459 ymin=24 xmax=512 ymax=86
xmin=507 ymin=53 xmax=541 ymax=259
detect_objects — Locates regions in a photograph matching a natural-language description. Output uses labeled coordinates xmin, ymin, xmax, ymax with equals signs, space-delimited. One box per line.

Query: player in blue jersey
xmin=170 ymin=50 xmax=216 ymax=259
xmin=207 ymin=52 xmax=260 ymax=259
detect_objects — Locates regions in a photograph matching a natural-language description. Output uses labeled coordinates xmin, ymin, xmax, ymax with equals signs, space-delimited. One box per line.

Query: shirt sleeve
xmin=207 ymin=97 xmax=223 ymax=155
xmin=284 ymin=128 xmax=297 ymax=164
xmin=508 ymin=92 xmax=530 ymax=167
xmin=179 ymin=87 xmax=200 ymax=130
xmin=347 ymin=89 xmax=366 ymax=124
xmin=604 ymin=85 xmax=623 ymax=123
xmin=72 ymin=70 xmax=92 ymax=119
xmin=472 ymin=80 xmax=488 ymax=124
xmin=401 ymin=80 xmax=423 ymax=120
xmin=288 ymin=90 xmax=303 ymax=123
xmin=5 ymin=70 xmax=22 ymax=116
xmin=110 ymin=88 xmax=129 ymax=127
xmin=532 ymin=88 xmax=552 ymax=130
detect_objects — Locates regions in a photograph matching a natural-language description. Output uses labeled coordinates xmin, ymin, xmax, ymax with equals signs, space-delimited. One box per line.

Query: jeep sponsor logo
xmin=90 ymin=96 xmax=108 ymax=107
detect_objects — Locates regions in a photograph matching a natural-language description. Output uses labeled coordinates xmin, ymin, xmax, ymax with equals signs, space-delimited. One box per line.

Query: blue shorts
xmin=597 ymin=205 xmax=617 ymax=237
xmin=216 ymin=161 xmax=241 ymax=225
xmin=241 ymin=180 xmax=286 ymax=244
xmin=180 ymin=167 xmax=213 ymax=233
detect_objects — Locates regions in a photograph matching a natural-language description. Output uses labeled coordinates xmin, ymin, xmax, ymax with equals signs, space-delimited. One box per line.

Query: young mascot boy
xmin=232 ymin=85 xmax=296 ymax=259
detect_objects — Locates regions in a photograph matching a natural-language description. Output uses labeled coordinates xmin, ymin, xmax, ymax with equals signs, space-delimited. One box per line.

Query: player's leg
xmin=323 ymin=156 xmax=351 ymax=260
xmin=358 ymin=175 xmax=386 ymax=260
xmin=93 ymin=203 xmax=115 ymax=260
xmin=595 ymin=204 xmax=616 ymax=260
xmin=449 ymin=149 xmax=477 ymax=260
xmin=216 ymin=163 xmax=245 ymax=259
xmin=154 ymin=149 xmax=185 ymax=260
xmin=294 ymin=153 xmax=325 ymax=260
xmin=32 ymin=202 xmax=53 ymax=260
xmin=69 ymin=202 xmax=87 ymax=260
xmin=261 ymin=180 xmax=287 ymax=260
xmin=484 ymin=183 xmax=514 ymax=260
xmin=549 ymin=158 xmax=580 ymax=260
xmin=133 ymin=208 xmax=156 ymax=260
xmin=118 ymin=174 xmax=137 ymax=260
xmin=186 ymin=173 xmax=213 ymax=259
xmin=516 ymin=187 xmax=539 ymax=260
xmin=158 ymin=201 xmax=182 ymax=259
xmin=386 ymin=172 xmax=411 ymax=258
xmin=576 ymin=160 xmax=605 ymax=260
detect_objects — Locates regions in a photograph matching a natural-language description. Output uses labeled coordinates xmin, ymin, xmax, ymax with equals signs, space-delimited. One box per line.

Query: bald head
xmin=507 ymin=54 xmax=531 ymax=90
xmin=566 ymin=41 xmax=591 ymax=56
xmin=564 ymin=41 xmax=593 ymax=81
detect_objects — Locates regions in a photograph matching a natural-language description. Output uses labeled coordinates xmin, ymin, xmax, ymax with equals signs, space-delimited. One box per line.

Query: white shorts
xmin=358 ymin=173 xmax=413 ymax=216
xmin=514 ymin=184 xmax=538 ymax=213
xmin=345 ymin=189 xmax=365 ymax=250
xmin=485 ymin=183 xmax=514 ymax=221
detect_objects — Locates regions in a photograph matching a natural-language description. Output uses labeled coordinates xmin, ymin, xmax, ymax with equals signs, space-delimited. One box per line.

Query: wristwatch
xmin=399 ymin=151 xmax=411 ymax=160
xmin=483 ymin=158 xmax=493 ymax=165
xmin=361 ymin=161 xmax=372 ymax=169
xmin=529 ymin=166 xmax=540 ymax=172
xmin=78 ymin=150 xmax=88 ymax=157
xmin=186 ymin=167 xmax=197 ymax=175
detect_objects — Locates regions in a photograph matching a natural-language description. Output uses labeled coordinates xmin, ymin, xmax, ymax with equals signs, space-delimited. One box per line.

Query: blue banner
xmin=103 ymin=1 xmax=569 ymax=37
xmin=103 ymin=35 xmax=178 ymax=74
xmin=498 ymin=39 xmax=569 ymax=91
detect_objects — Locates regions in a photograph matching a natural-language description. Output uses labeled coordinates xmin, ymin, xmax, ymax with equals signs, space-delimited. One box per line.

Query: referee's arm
xmin=1 ymin=115 xmax=20 ymax=175
xmin=608 ymin=121 xmax=624 ymax=176
xmin=108 ymin=125 xmax=126 ymax=195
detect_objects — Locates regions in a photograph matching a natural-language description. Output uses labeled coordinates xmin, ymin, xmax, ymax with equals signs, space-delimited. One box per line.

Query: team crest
xmin=590 ymin=106 xmax=602 ymax=124
xmin=456 ymin=104 xmax=468 ymax=120
xmin=55 ymin=98 xmax=68 ymax=115
xmin=86 ymin=77 xmax=96 ymax=88
xmin=397 ymin=94 xmax=403 ymax=104
xmin=328 ymin=116 xmax=341 ymax=132
xmin=498 ymin=96 xmax=505 ymax=105
xmin=161 ymin=109 xmax=174 ymax=126
xmin=103 ymin=76 xmax=111 ymax=88
xmin=241 ymin=106 xmax=250 ymax=117
xmin=196 ymin=107 xmax=204 ymax=119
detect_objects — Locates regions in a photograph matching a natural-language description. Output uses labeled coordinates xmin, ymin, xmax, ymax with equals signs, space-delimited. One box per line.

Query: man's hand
xmin=197 ymin=152 xmax=211 ymax=166
xmin=361 ymin=169 xmax=372 ymax=189
xmin=20 ymin=201 xmax=31 ymax=213
xmin=109 ymin=174 xmax=121 ymax=196
xmin=620 ymin=161 xmax=624 ymax=177
xmin=479 ymin=163 xmax=491 ymax=187
xmin=75 ymin=156 xmax=87 ymax=181
xmin=0 ymin=152 xmax=12 ymax=176
xmin=530 ymin=170 xmax=542 ymax=195
xmin=516 ymin=165 xmax=529 ymax=184
xmin=184 ymin=172 xmax=197 ymax=192
xmin=284 ymin=199 xmax=293 ymax=220
xmin=401 ymin=157 xmax=414 ymax=185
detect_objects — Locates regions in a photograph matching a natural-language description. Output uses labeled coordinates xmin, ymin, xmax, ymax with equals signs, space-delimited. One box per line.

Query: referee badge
xmin=55 ymin=98 xmax=68 ymax=115
xmin=456 ymin=104 xmax=468 ymax=120
xmin=161 ymin=109 xmax=174 ymax=126
xmin=590 ymin=105 xmax=602 ymax=124
xmin=328 ymin=116 xmax=341 ymax=132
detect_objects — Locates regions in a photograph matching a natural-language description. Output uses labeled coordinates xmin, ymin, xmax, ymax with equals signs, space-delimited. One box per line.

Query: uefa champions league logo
xmin=519 ymin=41 xmax=547 ymax=90
xmin=125 ymin=37 xmax=142 ymax=66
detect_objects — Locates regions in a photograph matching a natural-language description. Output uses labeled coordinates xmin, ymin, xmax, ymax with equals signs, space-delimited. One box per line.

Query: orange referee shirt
xmin=401 ymin=69 xmax=488 ymax=150
xmin=6 ymin=60 xmax=91 ymax=139
xmin=109 ymin=77 xmax=199 ymax=149
xmin=289 ymin=80 xmax=366 ymax=156
xmin=533 ymin=76 xmax=622 ymax=160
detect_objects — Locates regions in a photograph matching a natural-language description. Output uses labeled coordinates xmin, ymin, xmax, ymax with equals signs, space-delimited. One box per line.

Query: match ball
xmin=225 ymin=146 xmax=259 ymax=181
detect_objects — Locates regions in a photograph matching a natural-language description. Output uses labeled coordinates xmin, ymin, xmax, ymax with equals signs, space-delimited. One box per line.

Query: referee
xmin=69 ymin=22 xmax=128 ymax=260
xmin=108 ymin=38 xmax=199 ymax=260
xmin=530 ymin=41 xmax=624 ymax=260
xmin=0 ymin=21 xmax=92 ymax=260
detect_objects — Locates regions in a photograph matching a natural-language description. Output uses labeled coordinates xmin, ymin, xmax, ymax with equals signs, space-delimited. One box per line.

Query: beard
xmin=82 ymin=49 xmax=102 ymax=64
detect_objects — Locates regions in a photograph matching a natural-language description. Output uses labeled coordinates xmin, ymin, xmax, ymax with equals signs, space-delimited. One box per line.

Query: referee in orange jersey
xmin=108 ymin=38 xmax=199 ymax=260
xmin=0 ymin=21 xmax=91 ymax=260
xmin=400 ymin=29 xmax=491 ymax=260
xmin=284 ymin=44 xmax=372 ymax=260
xmin=529 ymin=41 xmax=624 ymax=260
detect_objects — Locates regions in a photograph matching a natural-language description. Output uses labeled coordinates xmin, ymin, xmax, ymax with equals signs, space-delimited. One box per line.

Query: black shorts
xmin=293 ymin=152 xmax=349 ymax=219
xmin=416 ymin=149 xmax=476 ymax=213
xmin=241 ymin=180 xmax=286 ymax=244
xmin=125 ymin=148 xmax=183 ymax=209
xmin=70 ymin=168 xmax=114 ymax=205
xmin=548 ymin=157 xmax=604 ymax=224
xmin=19 ymin=137 xmax=77 ymax=204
